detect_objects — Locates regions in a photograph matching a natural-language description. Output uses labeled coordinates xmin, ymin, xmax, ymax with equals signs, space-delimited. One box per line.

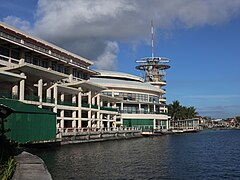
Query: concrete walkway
xmin=12 ymin=151 xmax=52 ymax=180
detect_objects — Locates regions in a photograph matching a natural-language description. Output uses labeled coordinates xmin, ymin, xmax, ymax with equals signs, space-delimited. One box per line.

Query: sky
xmin=0 ymin=0 xmax=240 ymax=118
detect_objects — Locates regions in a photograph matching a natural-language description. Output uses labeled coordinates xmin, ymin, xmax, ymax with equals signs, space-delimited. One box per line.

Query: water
xmin=33 ymin=130 xmax=240 ymax=179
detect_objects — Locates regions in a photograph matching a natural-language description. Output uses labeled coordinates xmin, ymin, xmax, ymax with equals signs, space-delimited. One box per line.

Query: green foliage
xmin=168 ymin=100 xmax=198 ymax=120
xmin=0 ymin=135 xmax=19 ymax=163
xmin=1 ymin=157 xmax=16 ymax=180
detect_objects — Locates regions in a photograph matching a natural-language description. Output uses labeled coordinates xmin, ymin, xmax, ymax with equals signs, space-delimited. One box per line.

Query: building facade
xmin=0 ymin=22 xmax=170 ymax=136
xmin=0 ymin=22 xmax=119 ymax=134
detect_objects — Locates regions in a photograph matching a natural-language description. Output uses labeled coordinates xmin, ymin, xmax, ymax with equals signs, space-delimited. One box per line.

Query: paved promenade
xmin=12 ymin=151 xmax=52 ymax=180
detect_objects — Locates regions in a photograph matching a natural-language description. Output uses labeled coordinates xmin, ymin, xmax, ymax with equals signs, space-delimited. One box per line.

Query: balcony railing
xmin=25 ymin=95 xmax=39 ymax=101
xmin=0 ymin=93 xmax=18 ymax=100
xmin=120 ymin=110 xmax=168 ymax=115
xmin=42 ymin=97 xmax=55 ymax=104
xmin=82 ymin=103 xmax=90 ymax=108
xmin=100 ymin=107 xmax=118 ymax=112
xmin=91 ymin=104 xmax=98 ymax=109
xmin=58 ymin=100 xmax=77 ymax=106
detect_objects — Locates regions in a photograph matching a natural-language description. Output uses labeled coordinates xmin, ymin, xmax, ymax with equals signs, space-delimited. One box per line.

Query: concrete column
xmin=19 ymin=73 xmax=25 ymax=101
xmin=153 ymin=119 xmax=156 ymax=129
xmin=72 ymin=111 xmax=76 ymax=128
xmin=154 ymin=104 xmax=156 ymax=112
xmin=53 ymin=85 xmax=58 ymax=113
xmin=9 ymin=48 xmax=12 ymax=63
xmin=69 ymin=68 xmax=73 ymax=82
xmin=78 ymin=90 xmax=82 ymax=128
xmin=72 ymin=95 xmax=76 ymax=104
xmin=138 ymin=103 xmax=141 ymax=113
xmin=38 ymin=79 xmax=43 ymax=103
xmin=19 ymin=49 xmax=25 ymax=64
xmin=88 ymin=91 xmax=92 ymax=106
xmin=60 ymin=110 xmax=64 ymax=129
xmin=60 ymin=93 xmax=64 ymax=102
xmin=12 ymin=84 xmax=18 ymax=98
xmin=48 ymin=61 xmax=52 ymax=70
xmin=121 ymin=102 xmax=123 ymax=111
xmin=107 ymin=102 xmax=110 ymax=107
xmin=91 ymin=95 xmax=95 ymax=105
xmin=46 ymin=88 xmax=51 ymax=99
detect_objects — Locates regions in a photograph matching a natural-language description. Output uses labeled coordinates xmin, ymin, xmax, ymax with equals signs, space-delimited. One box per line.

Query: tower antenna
xmin=151 ymin=20 xmax=154 ymax=60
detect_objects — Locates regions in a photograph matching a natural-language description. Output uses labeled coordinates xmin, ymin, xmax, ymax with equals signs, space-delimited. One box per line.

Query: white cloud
xmin=94 ymin=41 xmax=119 ymax=70
xmin=6 ymin=0 xmax=240 ymax=70
xmin=2 ymin=16 xmax=31 ymax=32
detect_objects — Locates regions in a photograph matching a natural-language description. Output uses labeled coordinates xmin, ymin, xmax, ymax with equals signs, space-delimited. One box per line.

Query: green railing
xmin=42 ymin=97 xmax=55 ymax=103
xmin=82 ymin=103 xmax=90 ymax=108
xmin=100 ymin=107 xmax=118 ymax=112
xmin=0 ymin=93 xmax=18 ymax=99
xmin=57 ymin=100 xmax=77 ymax=106
xmin=120 ymin=110 xmax=168 ymax=115
xmin=25 ymin=95 xmax=39 ymax=101
xmin=91 ymin=104 xmax=98 ymax=109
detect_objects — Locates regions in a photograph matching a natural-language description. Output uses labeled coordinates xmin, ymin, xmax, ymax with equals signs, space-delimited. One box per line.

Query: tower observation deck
xmin=135 ymin=22 xmax=170 ymax=89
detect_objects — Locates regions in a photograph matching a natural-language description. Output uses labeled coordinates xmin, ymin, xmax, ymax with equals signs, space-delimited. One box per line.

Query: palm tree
xmin=168 ymin=100 xmax=181 ymax=120
xmin=168 ymin=101 xmax=198 ymax=120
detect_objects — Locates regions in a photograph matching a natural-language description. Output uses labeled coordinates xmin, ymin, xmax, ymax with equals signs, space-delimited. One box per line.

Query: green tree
xmin=168 ymin=101 xmax=198 ymax=120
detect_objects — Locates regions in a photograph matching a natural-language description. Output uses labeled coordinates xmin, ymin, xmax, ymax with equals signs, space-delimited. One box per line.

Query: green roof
xmin=0 ymin=98 xmax=55 ymax=114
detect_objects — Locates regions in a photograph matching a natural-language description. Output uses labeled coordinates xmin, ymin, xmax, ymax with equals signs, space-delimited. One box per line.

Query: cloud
xmin=94 ymin=41 xmax=119 ymax=70
xmin=4 ymin=0 xmax=240 ymax=70
xmin=2 ymin=16 xmax=31 ymax=32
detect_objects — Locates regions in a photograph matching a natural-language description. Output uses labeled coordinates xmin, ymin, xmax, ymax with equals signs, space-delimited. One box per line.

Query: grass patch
xmin=0 ymin=157 xmax=16 ymax=180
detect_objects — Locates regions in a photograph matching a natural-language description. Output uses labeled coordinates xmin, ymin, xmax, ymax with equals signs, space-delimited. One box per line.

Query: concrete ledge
xmin=12 ymin=151 xmax=52 ymax=180
xmin=61 ymin=134 xmax=143 ymax=145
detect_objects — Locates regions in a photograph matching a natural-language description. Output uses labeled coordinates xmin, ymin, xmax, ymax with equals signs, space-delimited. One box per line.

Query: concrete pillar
xmin=72 ymin=95 xmax=76 ymax=104
xmin=19 ymin=73 xmax=25 ymax=101
xmin=121 ymin=102 xmax=123 ymax=111
xmin=138 ymin=103 xmax=141 ymax=113
xmin=60 ymin=110 xmax=64 ymax=129
xmin=60 ymin=93 xmax=64 ymax=102
xmin=46 ymin=88 xmax=51 ymax=99
xmin=88 ymin=91 xmax=92 ymax=105
xmin=48 ymin=61 xmax=52 ymax=70
xmin=72 ymin=111 xmax=76 ymax=128
xmin=12 ymin=84 xmax=18 ymax=98
xmin=77 ymin=90 xmax=82 ymax=128
xmin=69 ymin=68 xmax=73 ymax=82
xmin=19 ymin=49 xmax=25 ymax=64
xmin=153 ymin=119 xmax=156 ymax=129
xmin=9 ymin=48 xmax=12 ymax=63
xmin=38 ymin=79 xmax=43 ymax=103
xmin=154 ymin=104 xmax=156 ymax=112
xmin=53 ymin=85 xmax=58 ymax=113
xmin=107 ymin=102 xmax=110 ymax=107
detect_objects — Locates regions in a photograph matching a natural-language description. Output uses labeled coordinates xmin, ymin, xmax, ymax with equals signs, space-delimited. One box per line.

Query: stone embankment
xmin=12 ymin=151 xmax=52 ymax=180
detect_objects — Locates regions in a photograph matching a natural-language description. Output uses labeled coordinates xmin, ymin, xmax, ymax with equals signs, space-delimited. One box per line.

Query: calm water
xmin=33 ymin=130 xmax=240 ymax=179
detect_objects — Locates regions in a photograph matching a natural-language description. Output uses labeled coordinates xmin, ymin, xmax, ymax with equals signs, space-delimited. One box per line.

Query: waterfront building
xmin=0 ymin=21 xmax=171 ymax=143
xmin=90 ymin=69 xmax=170 ymax=130
xmin=0 ymin=22 xmax=119 ymax=136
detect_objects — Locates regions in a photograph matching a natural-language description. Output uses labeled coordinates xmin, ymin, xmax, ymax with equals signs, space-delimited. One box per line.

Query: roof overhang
xmin=57 ymin=84 xmax=81 ymax=95
xmin=100 ymin=94 xmax=122 ymax=102
xmin=4 ymin=63 xmax=69 ymax=81
xmin=0 ymin=70 xmax=26 ymax=82
xmin=67 ymin=80 xmax=107 ymax=92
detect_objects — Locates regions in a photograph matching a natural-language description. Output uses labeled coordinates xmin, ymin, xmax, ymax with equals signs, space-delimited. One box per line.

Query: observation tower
xmin=136 ymin=21 xmax=170 ymax=90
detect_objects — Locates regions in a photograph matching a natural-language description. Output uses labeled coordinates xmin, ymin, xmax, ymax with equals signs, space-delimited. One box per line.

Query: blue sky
xmin=1 ymin=0 xmax=240 ymax=118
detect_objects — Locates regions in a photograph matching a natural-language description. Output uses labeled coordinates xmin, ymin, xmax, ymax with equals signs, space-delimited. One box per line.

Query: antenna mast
xmin=151 ymin=20 xmax=154 ymax=60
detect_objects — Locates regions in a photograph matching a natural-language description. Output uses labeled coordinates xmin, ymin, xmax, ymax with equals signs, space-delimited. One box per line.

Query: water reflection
xmin=34 ymin=130 xmax=240 ymax=179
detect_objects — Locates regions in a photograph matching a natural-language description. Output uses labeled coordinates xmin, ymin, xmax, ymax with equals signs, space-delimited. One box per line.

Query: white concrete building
xmin=0 ymin=22 xmax=171 ymax=133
